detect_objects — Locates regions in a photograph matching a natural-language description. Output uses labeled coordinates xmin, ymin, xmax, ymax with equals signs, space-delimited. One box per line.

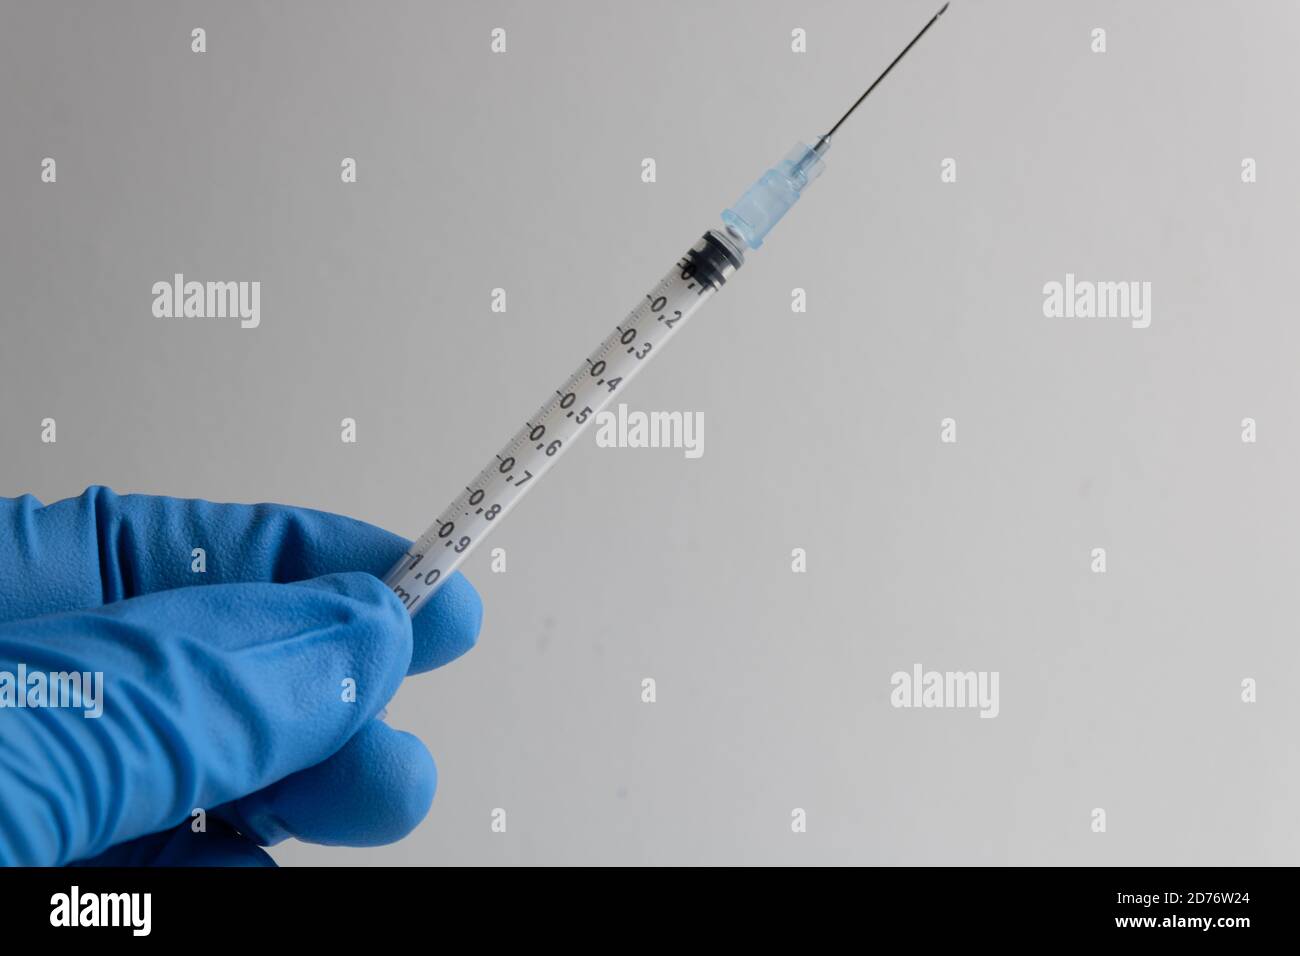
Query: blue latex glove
xmin=0 ymin=486 xmax=482 ymax=866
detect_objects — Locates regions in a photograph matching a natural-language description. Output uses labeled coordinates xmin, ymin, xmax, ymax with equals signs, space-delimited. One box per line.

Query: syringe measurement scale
xmin=384 ymin=4 xmax=950 ymax=616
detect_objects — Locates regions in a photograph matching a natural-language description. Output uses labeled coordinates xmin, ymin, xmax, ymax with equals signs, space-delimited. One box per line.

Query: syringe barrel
xmin=384 ymin=229 xmax=745 ymax=617
xmin=721 ymin=140 xmax=827 ymax=250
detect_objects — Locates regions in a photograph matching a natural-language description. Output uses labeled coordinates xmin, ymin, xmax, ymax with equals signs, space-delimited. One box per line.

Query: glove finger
xmin=0 ymin=486 xmax=482 ymax=672
xmin=406 ymin=570 xmax=481 ymax=673
xmin=74 ymin=819 xmax=276 ymax=867
xmin=0 ymin=572 xmax=410 ymax=866
xmin=219 ymin=719 xmax=436 ymax=848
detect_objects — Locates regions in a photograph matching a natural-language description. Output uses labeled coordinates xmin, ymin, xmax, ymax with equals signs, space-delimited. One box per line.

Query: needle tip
xmin=824 ymin=2 xmax=950 ymax=139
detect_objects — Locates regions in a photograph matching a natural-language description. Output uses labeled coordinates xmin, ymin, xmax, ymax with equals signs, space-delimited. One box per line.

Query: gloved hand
xmin=0 ymin=486 xmax=482 ymax=866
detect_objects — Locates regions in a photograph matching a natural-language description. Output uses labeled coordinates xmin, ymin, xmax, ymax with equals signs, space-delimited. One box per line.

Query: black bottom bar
xmin=0 ymin=864 xmax=1279 ymax=941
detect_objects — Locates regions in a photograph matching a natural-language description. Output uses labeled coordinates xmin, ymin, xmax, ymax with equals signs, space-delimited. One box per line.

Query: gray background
xmin=3 ymin=0 xmax=1298 ymax=865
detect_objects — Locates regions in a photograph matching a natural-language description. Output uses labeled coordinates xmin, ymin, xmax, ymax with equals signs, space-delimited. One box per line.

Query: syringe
xmin=384 ymin=3 xmax=949 ymax=616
